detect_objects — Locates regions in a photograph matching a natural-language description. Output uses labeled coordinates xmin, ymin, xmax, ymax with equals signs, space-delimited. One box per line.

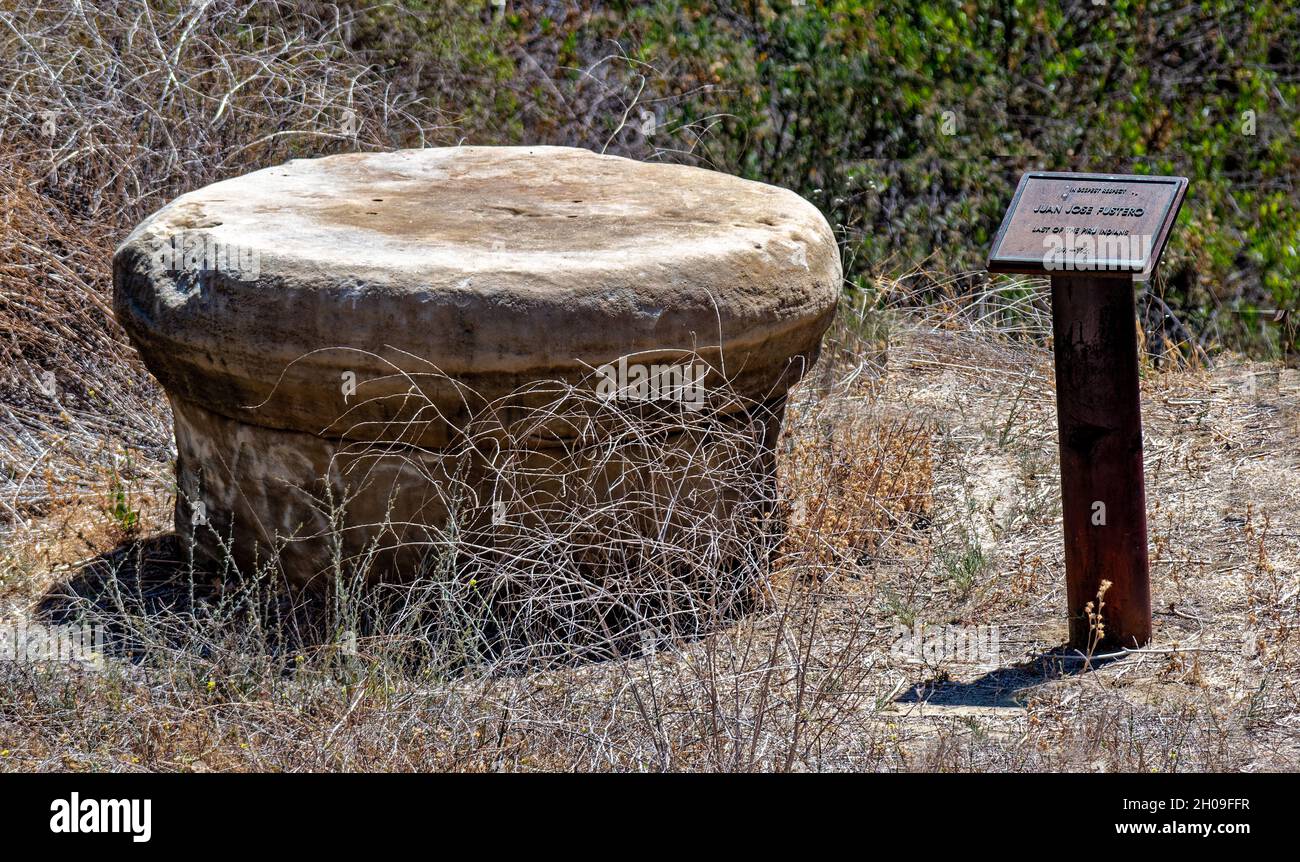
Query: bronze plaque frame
xmin=988 ymin=172 xmax=1187 ymax=281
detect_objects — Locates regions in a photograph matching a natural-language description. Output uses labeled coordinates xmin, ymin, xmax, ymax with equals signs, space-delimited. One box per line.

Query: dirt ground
xmin=855 ymin=319 xmax=1300 ymax=770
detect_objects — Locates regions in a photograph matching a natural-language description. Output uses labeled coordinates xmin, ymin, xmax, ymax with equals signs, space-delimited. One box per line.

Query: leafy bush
xmin=625 ymin=0 xmax=1300 ymax=358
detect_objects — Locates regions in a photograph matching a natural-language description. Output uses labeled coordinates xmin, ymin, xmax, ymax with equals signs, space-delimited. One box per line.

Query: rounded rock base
xmin=172 ymin=388 xmax=788 ymax=591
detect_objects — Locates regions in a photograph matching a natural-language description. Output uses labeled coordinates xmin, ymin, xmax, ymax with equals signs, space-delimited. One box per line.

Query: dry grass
xmin=3 ymin=277 xmax=1298 ymax=772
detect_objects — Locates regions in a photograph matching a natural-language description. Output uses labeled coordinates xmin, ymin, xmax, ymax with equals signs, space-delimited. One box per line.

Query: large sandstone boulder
xmin=114 ymin=146 xmax=841 ymax=592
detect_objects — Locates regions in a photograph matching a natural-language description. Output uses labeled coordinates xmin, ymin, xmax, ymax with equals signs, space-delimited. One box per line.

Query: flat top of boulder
xmin=114 ymin=146 xmax=841 ymax=436
xmin=122 ymin=146 xmax=833 ymax=268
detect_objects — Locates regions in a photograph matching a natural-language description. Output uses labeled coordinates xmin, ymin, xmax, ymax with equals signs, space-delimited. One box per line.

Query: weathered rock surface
xmin=114 ymin=146 xmax=841 ymax=586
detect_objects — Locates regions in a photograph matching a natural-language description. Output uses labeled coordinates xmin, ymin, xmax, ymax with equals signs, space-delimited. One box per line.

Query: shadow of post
xmin=893 ymin=647 xmax=1129 ymax=708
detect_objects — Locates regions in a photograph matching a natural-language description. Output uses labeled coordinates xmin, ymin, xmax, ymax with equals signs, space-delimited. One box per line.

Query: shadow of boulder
xmin=41 ymin=533 xmax=195 ymax=622
xmin=36 ymin=532 xmax=326 ymax=662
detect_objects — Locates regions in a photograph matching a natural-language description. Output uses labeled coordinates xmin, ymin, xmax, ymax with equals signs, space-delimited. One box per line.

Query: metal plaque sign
xmin=988 ymin=172 xmax=1188 ymax=280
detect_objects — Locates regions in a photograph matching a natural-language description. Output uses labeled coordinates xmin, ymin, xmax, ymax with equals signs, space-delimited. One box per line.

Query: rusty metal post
xmin=1050 ymin=274 xmax=1151 ymax=649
